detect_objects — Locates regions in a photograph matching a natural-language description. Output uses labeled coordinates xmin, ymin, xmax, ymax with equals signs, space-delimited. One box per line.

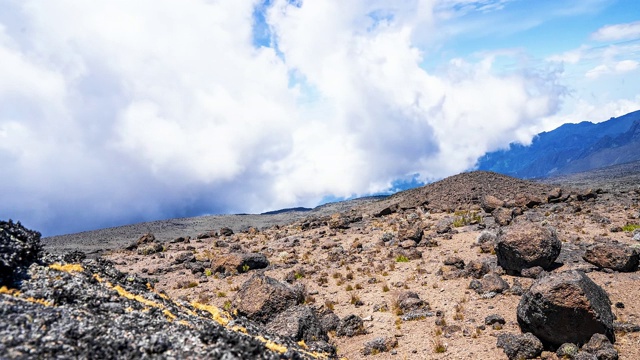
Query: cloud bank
xmin=2 ymin=0 xmax=568 ymax=235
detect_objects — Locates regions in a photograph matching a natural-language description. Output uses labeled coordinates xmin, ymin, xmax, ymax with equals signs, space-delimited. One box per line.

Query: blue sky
xmin=1 ymin=0 xmax=639 ymax=236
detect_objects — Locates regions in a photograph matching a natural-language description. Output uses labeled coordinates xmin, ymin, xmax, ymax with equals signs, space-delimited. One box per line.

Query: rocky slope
xmin=0 ymin=221 xmax=332 ymax=359
xmin=5 ymin=169 xmax=640 ymax=359
xmin=477 ymin=109 xmax=640 ymax=178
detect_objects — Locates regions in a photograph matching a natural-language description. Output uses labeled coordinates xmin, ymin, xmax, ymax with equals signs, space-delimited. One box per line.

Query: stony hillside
xmin=4 ymin=169 xmax=640 ymax=359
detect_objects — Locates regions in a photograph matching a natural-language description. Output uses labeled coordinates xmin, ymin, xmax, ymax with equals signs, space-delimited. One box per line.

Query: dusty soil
xmin=47 ymin=162 xmax=640 ymax=359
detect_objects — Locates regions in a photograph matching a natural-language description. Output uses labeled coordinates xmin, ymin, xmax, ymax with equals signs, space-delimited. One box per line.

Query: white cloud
xmin=591 ymin=20 xmax=640 ymax=42
xmin=2 ymin=0 xmax=566 ymax=235
xmin=585 ymin=59 xmax=639 ymax=79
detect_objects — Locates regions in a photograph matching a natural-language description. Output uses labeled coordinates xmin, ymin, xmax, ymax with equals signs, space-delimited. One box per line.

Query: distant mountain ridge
xmin=476 ymin=110 xmax=640 ymax=178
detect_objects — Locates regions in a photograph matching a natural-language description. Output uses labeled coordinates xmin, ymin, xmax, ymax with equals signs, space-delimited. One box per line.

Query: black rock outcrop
xmin=0 ymin=220 xmax=330 ymax=359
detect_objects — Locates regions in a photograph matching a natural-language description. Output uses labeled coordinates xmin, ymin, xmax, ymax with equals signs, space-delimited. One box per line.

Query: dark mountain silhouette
xmin=476 ymin=110 xmax=640 ymax=178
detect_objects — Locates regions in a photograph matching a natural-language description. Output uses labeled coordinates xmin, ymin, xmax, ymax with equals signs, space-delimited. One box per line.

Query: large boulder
xmin=232 ymin=274 xmax=303 ymax=323
xmin=0 ymin=220 xmax=42 ymax=286
xmin=517 ymin=270 xmax=615 ymax=347
xmin=482 ymin=195 xmax=505 ymax=213
xmin=213 ymin=252 xmax=269 ymax=274
xmin=496 ymin=223 xmax=561 ymax=273
xmin=265 ymin=305 xmax=327 ymax=343
xmin=583 ymin=243 xmax=639 ymax=272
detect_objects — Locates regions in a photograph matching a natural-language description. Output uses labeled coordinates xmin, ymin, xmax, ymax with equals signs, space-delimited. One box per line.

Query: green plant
xmin=241 ymin=264 xmax=250 ymax=273
xmin=294 ymin=272 xmax=304 ymax=280
xmin=223 ymin=300 xmax=232 ymax=311
xmin=623 ymin=224 xmax=640 ymax=232
xmin=433 ymin=337 xmax=446 ymax=353
xmin=217 ymin=291 xmax=227 ymax=298
xmin=382 ymin=284 xmax=390 ymax=292
xmin=395 ymin=255 xmax=409 ymax=263
xmin=187 ymin=281 xmax=198 ymax=288
xmin=204 ymin=268 xmax=213 ymax=277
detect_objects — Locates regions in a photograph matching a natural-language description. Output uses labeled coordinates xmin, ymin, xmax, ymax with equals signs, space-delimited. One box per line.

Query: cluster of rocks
xmin=230 ymin=272 xmax=368 ymax=354
xmin=0 ymin=220 xmax=331 ymax=359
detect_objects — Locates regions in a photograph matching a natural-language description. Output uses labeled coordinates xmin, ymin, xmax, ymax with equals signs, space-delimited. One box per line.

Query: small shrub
xmin=350 ymin=293 xmax=362 ymax=305
xmin=241 ymin=264 xmax=250 ymax=273
xmin=346 ymin=272 xmax=354 ymax=280
xmin=355 ymin=283 xmax=363 ymax=290
xmin=204 ymin=268 xmax=213 ymax=277
xmin=325 ymin=300 xmax=335 ymax=311
xmin=187 ymin=281 xmax=199 ymax=288
xmin=294 ymin=272 xmax=304 ymax=280
xmin=382 ymin=284 xmax=390 ymax=292
xmin=345 ymin=284 xmax=354 ymax=291
xmin=433 ymin=337 xmax=446 ymax=353
xmin=223 ymin=300 xmax=232 ymax=311
xmin=395 ymin=255 xmax=409 ymax=263
xmin=217 ymin=291 xmax=227 ymax=298
xmin=623 ymin=224 xmax=640 ymax=232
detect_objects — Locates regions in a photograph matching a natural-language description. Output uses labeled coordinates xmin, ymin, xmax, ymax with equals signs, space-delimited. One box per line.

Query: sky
xmin=1 ymin=0 xmax=639 ymax=236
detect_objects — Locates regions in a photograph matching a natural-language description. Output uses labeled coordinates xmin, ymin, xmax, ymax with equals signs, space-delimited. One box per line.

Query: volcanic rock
xmin=482 ymin=195 xmax=505 ymax=213
xmin=265 ymin=305 xmax=328 ymax=343
xmin=517 ymin=270 xmax=615 ymax=347
xmin=336 ymin=314 xmax=366 ymax=337
xmin=496 ymin=333 xmax=543 ymax=360
xmin=583 ymin=243 xmax=639 ymax=272
xmin=214 ymin=252 xmax=270 ymax=274
xmin=0 ymin=220 xmax=42 ymax=286
xmin=232 ymin=273 xmax=303 ymax=323
xmin=496 ymin=223 xmax=561 ymax=273
xmin=362 ymin=336 xmax=398 ymax=355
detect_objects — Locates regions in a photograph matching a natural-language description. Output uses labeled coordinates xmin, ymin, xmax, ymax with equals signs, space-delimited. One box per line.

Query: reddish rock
xmin=213 ymin=252 xmax=269 ymax=274
xmin=232 ymin=274 xmax=303 ymax=323
xmin=517 ymin=270 xmax=615 ymax=347
xmin=583 ymin=243 xmax=639 ymax=272
xmin=482 ymin=195 xmax=505 ymax=213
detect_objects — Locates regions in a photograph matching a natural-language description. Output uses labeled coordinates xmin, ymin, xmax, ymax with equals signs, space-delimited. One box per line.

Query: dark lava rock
xmin=581 ymin=333 xmax=618 ymax=360
xmin=469 ymin=272 xmax=509 ymax=295
xmin=482 ymin=195 xmax=505 ymax=213
xmin=520 ymin=266 xmax=545 ymax=279
xmin=136 ymin=232 xmax=155 ymax=245
xmin=0 ymin=223 xmax=325 ymax=359
xmin=0 ymin=220 xmax=42 ymax=286
xmin=492 ymin=207 xmax=514 ymax=226
xmin=398 ymin=224 xmax=423 ymax=242
xmin=485 ymin=314 xmax=506 ymax=326
xmin=219 ymin=227 xmax=234 ymax=236
xmin=396 ymin=291 xmax=429 ymax=313
xmin=318 ymin=308 xmax=340 ymax=333
xmin=496 ymin=332 xmax=543 ymax=360
xmin=465 ymin=259 xmax=492 ymax=279
xmin=583 ymin=243 xmax=639 ymax=272
xmin=214 ymin=252 xmax=270 ymax=274
xmin=265 ymin=305 xmax=327 ymax=343
xmin=362 ymin=336 xmax=398 ymax=355
xmin=444 ymin=256 xmax=465 ymax=269
xmin=496 ymin=223 xmax=561 ymax=273
xmin=517 ymin=270 xmax=615 ymax=347
xmin=336 ymin=314 xmax=366 ymax=337
xmin=232 ymin=273 xmax=303 ymax=324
